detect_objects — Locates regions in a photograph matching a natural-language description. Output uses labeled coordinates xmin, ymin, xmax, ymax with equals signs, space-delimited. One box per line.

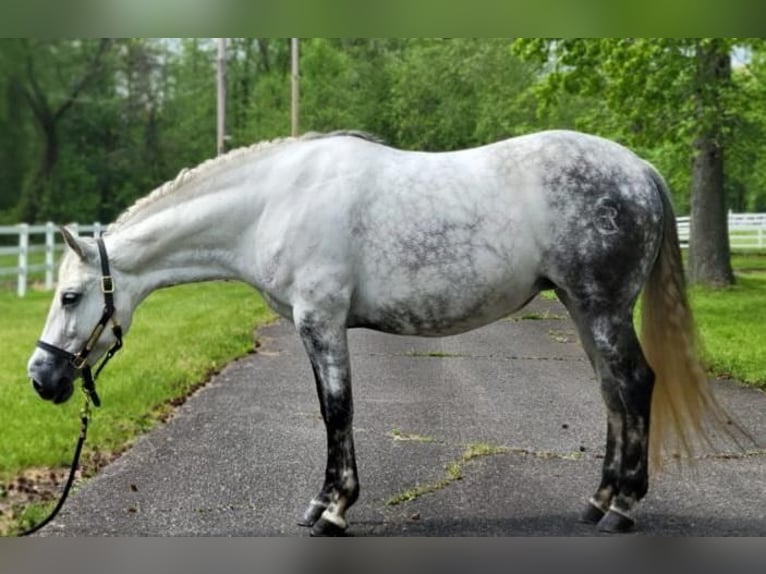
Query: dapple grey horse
xmin=28 ymin=130 xmax=733 ymax=535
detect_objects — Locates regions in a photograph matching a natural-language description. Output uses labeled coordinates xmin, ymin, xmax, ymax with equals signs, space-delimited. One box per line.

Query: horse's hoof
xmin=597 ymin=509 xmax=635 ymax=533
xmin=579 ymin=501 xmax=607 ymax=524
xmin=310 ymin=517 xmax=348 ymax=537
xmin=297 ymin=500 xmax=327 ymax=527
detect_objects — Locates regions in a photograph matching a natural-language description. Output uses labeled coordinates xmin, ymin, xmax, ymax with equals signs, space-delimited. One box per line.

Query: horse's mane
xmin=109 ymin=130 xmax=382 ymax=231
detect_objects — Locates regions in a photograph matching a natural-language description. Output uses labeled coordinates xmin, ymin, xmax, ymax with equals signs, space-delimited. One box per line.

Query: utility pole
xmin=216 ymin=38 xmax=227 ymax=156
xmin=291 ymin=37 xmax=300 ymax=137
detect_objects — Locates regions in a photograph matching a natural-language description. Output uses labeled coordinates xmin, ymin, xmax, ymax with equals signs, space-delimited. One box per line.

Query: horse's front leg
xmin=294 ymin=309 xmax=359 ymax=536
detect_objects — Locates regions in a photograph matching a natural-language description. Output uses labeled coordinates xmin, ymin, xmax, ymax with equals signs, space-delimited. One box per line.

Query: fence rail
xmin=0 ymin=223 xmax=103 ymax=296
xmin=676 ymin=212 xmax=766 ymax=251
xmin=2 ymin=214 xmax=765 ymax=297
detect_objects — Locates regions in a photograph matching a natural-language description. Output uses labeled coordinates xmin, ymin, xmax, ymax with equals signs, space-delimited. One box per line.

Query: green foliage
xmin=512 ymin=38 xmax=766 ymax=215
xmin=0 ymin=39 xmax=510 ymax=221
xmin=388 ymin=38 xmax=538 ymax=150
xmin=514 ymin=39 xmax=728 ymax=143
xmin=728 ymin=43 xmax=766 ymax=212
xmin=2 ymin=38 xmax=766 ymax=226
xmin=301 ymin=39 xmax=368 ymax=132
xmin=161 ymin=39 xmax=218 ymax=170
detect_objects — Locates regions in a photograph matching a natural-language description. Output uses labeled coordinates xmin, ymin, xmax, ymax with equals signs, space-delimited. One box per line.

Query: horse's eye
xmin=61 ymin=292 xmax=81 ymax=306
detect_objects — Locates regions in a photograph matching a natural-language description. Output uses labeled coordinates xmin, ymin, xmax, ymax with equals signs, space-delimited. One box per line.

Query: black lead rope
xmin=20 ymin=236 xmax=123 ymax=536
xmin=18 ymin=398 xmax=91 ymax=536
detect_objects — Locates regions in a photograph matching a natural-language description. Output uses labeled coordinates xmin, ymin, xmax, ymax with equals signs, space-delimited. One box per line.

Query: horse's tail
xmin=641 ymin=167 xmax=740 ymax=473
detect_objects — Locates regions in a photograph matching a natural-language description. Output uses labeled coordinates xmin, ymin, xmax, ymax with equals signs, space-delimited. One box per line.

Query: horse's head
xmin=27 ymin=227 xmax=134 ymax=404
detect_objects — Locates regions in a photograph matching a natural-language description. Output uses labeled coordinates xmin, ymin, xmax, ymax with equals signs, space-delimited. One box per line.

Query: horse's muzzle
xmin=31 ymin=376 xmax=74 ymax=404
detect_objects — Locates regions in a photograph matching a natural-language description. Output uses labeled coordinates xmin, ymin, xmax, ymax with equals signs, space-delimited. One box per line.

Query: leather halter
xmin=35 ymin=236 xmax=123 ymax=407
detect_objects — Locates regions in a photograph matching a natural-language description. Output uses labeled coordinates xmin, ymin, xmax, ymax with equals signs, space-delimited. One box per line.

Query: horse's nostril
xmin=32 ymin=379 xmax=51 ymax=401
xmin=32 ymin=378 xmax=55 ymax=401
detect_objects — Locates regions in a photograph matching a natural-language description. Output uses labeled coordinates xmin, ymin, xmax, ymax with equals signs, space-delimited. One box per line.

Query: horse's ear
xmin=59 ymin=226 xmax=96 ymax=262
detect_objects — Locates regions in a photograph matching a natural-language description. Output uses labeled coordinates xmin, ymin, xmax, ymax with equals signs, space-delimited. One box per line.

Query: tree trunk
xmin=687 ymin=40 xmax=734 ymax=287
xmin=689 ymin=134 xmax=734 ymax=286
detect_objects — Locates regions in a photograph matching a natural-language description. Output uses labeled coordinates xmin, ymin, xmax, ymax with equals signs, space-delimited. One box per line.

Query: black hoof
xmin=597 ymin=509 xmax=635 ymax=533
xmin=310 ymin=517 xmax=348 ymax=537
xmin=579 ymin=501 xmax=607 ymax=524
xmin=297 ymin=501 xmax=327 ymax=527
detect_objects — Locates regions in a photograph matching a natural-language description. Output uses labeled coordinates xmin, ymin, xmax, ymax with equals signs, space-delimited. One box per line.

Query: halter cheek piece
xmin=35 ymin=237 xmax=123 ymax=407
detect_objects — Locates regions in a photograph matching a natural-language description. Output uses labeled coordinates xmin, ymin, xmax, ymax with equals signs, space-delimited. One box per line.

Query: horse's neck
xmin=108 ymin=167 xmax=263 ymax=300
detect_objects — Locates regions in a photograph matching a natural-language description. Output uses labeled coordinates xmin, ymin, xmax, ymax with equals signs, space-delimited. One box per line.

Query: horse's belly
xmin=349 ymin=271 xmax=537 ymax=336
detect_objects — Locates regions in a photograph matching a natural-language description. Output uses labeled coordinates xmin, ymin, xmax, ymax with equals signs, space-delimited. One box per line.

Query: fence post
xmin=17 ymin=223 xmax=29 ymax=297
xmin=93 ymin=222 xmax=102 ymax=237
xmin=45 ymin=221 xmax=55 ymax=290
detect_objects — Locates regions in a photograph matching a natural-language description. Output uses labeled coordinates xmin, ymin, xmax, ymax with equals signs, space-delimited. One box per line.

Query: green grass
xmin=691 ymin=272 xmax=766 ymax=385
xmin=385 ymin=442 xmax=508 ymax=506
xmin=0 ymin=281 xmax=275 ymax=482
xmin=661 ymin=253 xmax=766 ymax=386
xmin=730 ymin=252 xmax=766 ymax=272
xmin=538 ymin=290 xmax=559 ymax=301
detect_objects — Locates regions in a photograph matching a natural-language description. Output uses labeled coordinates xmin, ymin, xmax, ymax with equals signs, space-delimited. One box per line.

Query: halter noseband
xmin=36 ymin=236 xmax=123 ymax=407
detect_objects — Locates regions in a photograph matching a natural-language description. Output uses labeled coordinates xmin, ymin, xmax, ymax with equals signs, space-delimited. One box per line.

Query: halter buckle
xmin=101 ymin=276 xmax=115 ymax=294
xmin=72 ymin=354 xmax=88 ymax=370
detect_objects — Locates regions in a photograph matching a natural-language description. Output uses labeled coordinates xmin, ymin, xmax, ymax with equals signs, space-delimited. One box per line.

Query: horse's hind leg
xmin=294 ymin=308 xmax=359 ymax=536
xmin=558 ymin=292 xmax=654 ymax=533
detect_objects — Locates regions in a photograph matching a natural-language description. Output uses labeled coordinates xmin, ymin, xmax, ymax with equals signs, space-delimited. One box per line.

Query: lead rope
xmin=18 ymin=325 xmax=121 ymax=536
xmin=17 ymin=395 xmax=92 ymax=536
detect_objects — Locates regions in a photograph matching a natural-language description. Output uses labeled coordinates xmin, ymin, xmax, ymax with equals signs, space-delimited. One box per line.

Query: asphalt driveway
xmin=36 ymin=296 xmax=766 ymax=536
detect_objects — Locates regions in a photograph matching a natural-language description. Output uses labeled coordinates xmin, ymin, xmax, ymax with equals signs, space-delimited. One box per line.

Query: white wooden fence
xmin=676 ymin=212 xmax=766 ymax=251
xmin=0 ymin=223 xmax=103 ymax=297
xmin=1 ymin=213 xmax=765 ymax=297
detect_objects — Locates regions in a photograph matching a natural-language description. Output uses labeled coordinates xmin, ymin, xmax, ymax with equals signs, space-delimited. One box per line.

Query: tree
xmin=728 ymin=43 xmax=766 ymax=212
xmin=10 ymin=39 xmax=112 ymax=222
xmin=385 ymin=38 xmax=540 ymax=151
xmin=688 ymin=39 xmax=734 ymax=286
xmin=161 ymin=39 xmax=218 ymax=169
xmin=513 ymin=38 xmax=746 ymax=287
xmin=3 ymin=37 xmax=763 ymax=240
xmin=0 ymin=41 xmax=33 ymax=219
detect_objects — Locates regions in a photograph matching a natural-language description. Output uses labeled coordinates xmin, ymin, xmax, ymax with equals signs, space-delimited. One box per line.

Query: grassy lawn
xmin=730 ymin=252 xmax=766 ymax=272
xmin=0 ymin=281 xmax=275 ymax=532
xmin=691 ymin=271 xmax=766 ymax=386
xmin=672 ymin=252 xmax=765 ymax=386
